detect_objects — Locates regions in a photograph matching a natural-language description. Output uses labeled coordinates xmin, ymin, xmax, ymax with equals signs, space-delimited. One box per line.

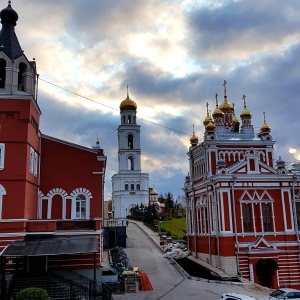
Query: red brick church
xmin=184 ymin=80 xmax=300 ymax=289
xmin=0 ymin=2 xmax=106 ymax=297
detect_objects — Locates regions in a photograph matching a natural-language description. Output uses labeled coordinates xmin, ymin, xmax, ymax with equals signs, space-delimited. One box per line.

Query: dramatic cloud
xmin=7 ymin=0 xmax=300 ymax=199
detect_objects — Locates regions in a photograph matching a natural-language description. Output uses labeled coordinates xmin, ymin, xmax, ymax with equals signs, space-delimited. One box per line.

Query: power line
xmin=39 ymin=77 xmax=192 ymax=137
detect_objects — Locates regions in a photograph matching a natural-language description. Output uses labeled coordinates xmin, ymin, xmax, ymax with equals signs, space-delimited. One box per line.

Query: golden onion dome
xmin=240 ymin=94 xmax=251 ymax=118
xmin=261 ymin=121 xmax=271 ymax=132
xmin=219 ymin=97 xmax=234 ymax=112
xmin=240 ymin=107 xmax=252 ymax=118
xmin=206 ymin=120 xmax=216 ymax=131
xmin=120 ymin=91 xmax=137 ymax=111
xmin=190 ymin=133 xmax=198 ymax=145
xmin=203 ymin=113 xmax=212 ymax=127
xmin=232 ymin=114 xmax=240 ymax=124
xmin=213 ymin=106 xmax=224 ymax=118
xmin=260 ymin=112 xmax=271 ymax=132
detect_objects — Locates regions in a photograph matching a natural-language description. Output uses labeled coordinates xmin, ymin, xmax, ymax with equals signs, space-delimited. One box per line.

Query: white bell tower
xmin=111 ymin=90 xmax=149 ymax=218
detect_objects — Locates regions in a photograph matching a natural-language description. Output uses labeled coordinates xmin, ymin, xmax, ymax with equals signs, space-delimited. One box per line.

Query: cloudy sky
xmin=7 ymin=0 xmax=300 ymax=200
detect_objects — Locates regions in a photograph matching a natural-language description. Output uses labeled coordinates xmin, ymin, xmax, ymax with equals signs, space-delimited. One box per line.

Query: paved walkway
xmin=104 ymin=220 xmax=271 ymax=300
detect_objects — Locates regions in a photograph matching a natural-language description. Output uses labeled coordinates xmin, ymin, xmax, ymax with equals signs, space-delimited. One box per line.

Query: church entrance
xmin=256 ymin=258 xmax=278 ymax=288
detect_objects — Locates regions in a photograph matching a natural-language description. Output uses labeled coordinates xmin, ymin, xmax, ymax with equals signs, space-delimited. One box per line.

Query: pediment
xmin=247 ymin=237 xmax=278 ymax=252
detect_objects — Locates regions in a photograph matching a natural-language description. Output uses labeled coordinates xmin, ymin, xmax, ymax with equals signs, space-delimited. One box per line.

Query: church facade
xmin=111 ymin=92 xmax=149 ymax=218
xmin=0 ymin=1 xmax=106 ymax=291
xmin=184 ymin=81 xmax=300 ymax=289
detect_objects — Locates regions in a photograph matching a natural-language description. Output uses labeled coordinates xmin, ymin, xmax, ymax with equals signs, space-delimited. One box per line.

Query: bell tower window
xmin=0 ymin=59 xmax=6 ymax=89
xmin=18 ymin=62 xmax=27 ymax=92
xmin=128 ymin=134 xmax=133 ymax=149
xmin=128 ymin=156 xmax=134 ymax=170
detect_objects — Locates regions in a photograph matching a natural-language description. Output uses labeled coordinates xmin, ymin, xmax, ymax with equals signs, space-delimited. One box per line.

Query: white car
xmin=219 ymin=293 xmax=259 ymax=300
xmin=269 ymin=288 xmax=300 ymax=299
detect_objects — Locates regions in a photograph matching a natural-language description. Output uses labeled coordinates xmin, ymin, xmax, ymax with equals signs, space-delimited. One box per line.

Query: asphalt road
xmin=112 ymin=222 xmax=271 ymax=300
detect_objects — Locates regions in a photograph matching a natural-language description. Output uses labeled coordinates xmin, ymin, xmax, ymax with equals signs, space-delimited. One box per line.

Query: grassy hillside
xmin=160 ymin=217 xmax=186 ymax=240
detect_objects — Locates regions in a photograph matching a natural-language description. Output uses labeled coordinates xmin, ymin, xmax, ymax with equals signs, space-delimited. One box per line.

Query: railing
xmin=7 ymin=272 xmax=112 ymax=300
xmin=104 ymin=219 xmax=127 ymax=227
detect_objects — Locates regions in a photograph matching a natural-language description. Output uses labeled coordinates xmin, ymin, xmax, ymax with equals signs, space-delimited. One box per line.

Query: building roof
xmin=0 ymin=2 xmax=23 ymax=60
xmin=1 ymin=236 xmax=98 ymax=257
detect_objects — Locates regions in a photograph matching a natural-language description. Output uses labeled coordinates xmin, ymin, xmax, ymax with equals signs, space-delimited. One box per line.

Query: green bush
xmin=12 ymin=287 xmax=51 ymax=300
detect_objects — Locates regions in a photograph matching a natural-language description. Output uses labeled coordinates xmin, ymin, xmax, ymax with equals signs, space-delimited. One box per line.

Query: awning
xmin=1 ymin=236 xmax=98 ymax=257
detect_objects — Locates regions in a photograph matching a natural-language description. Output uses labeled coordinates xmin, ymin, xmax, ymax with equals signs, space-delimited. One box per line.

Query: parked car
xmin=219 ymin=293 xmax=259 ymax=300
xmin=269 ymin=288 xmax=300 ymax=299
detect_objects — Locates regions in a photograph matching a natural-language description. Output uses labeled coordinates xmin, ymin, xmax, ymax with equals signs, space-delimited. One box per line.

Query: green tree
xmin=13 ymin=287 xmax=51 ymax=300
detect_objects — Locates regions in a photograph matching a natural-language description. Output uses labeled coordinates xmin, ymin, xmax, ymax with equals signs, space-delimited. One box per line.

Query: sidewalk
xmin=128 ymin=220 xmax=235 ymax=280
xmin=103 ymin=220 xmax=271 ymax=300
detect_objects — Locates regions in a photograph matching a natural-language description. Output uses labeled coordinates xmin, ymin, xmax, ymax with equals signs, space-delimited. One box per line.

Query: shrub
xmin=12 ymin=287 xmax=51 ymax=300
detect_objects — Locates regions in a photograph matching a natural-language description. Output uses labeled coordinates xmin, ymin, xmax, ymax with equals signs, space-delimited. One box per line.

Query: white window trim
xmin=0 ymin=184 xmax=6 ymax=219
xmin=29 ymin=147 xmax=38 ymax=177
xmin=34 ymin=151 xmax=38 ymax=176
xmin=0 ymin=143 xmax=5 ymax=170
xmin=30 ymin=147 xmax=34 ymax=174
xmin=72 ymin=194 xmax=90 ymax=219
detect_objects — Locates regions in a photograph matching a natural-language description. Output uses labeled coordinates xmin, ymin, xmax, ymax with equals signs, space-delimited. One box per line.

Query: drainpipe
xmin=35 ymin=73 xmax=39 ymax=101
xmin=206 ymin=181 xmax=212 ymax=264
xmin=291 ymin=175 xmax=300 ymax=266
xmin=192 ymin=186 xmax=197 ymax=258
xmin=231 ymin=175 xmax=240 ymax=275
xmin=37 ymin=131 xmax=42 ymax=219
xmin=211 ymin=178 xmax=221 ymax=269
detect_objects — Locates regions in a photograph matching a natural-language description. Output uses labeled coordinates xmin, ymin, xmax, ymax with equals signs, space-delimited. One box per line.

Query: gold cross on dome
xmin=215 ymin=93 xmax=218 ymax=106
xmin=223 ymin=80 xmax=227 ymax=96
xmin=242 ymin=94 xmax=247 ymax=107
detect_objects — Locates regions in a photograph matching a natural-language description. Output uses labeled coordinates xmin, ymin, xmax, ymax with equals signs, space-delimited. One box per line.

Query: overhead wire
xmin=39 ymin=77 xmax=192 ymax=137
xmin=38 ymin=77 xmax=299 ymax=164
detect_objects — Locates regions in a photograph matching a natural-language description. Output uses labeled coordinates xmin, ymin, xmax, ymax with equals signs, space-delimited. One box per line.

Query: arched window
xmin=18 ymin=62 xmax=27 ymax=91
xmin=128 ymin=156 xmax=134 ymax=170
xmin=0 ymin=59 xmax=6 ymax=89
xmin=128 ymin=115 xmax=131 ymax=124
xmin=136 ymin=184 xmax=140 ymax=190
xmin=262 ymin=203 xmax=272 ymax=232
xmin=130 ymin=184 xmax=134 ymax=190
xmin=76 ymin=194 xmax=86 ymax=219
xmin=243 ymin=204 xmax=252 ymax=232
xmin=125 ymin=184 xmax=129 ymax=190
xmin=128 ymin=134 xmax=133 ymax=149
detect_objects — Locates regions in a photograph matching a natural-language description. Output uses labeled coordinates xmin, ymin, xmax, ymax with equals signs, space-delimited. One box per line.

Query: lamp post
xmin=159 ymin=217 xmax=162 ymax=233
